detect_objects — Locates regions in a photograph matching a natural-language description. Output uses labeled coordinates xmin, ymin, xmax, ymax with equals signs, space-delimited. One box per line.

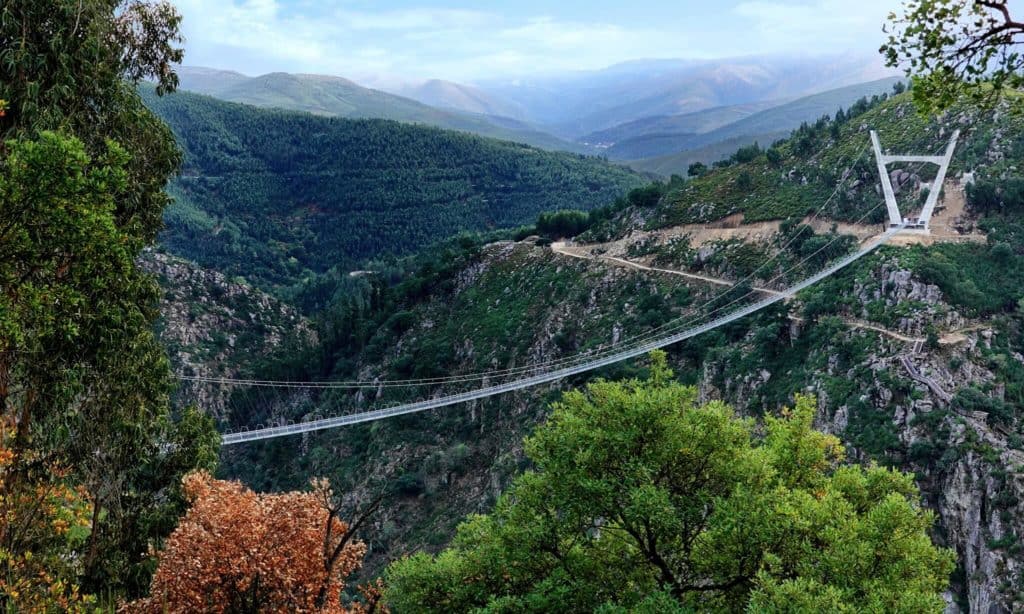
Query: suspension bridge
xmin=180 ymin=131 xmax=959 ymax=445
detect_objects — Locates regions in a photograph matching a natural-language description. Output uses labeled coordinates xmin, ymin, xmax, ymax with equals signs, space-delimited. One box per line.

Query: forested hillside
xmin=175 ymin=67 xmax=584 ymax=153
xmin=194 ymin=87 xmax=1024 ymax=610
xmin=142 ymin=87 xmax=646 ymax=289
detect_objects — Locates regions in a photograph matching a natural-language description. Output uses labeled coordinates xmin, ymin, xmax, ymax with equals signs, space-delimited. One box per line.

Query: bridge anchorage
xmin=870 ymin=129 xmax=960 ymax=233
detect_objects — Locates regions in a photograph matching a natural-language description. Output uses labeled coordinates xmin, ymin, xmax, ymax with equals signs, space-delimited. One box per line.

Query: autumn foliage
xmin=125 ymin=472 xmax=381 ymax=613
xmin=0 ymin=417 xmax=94 ymax=611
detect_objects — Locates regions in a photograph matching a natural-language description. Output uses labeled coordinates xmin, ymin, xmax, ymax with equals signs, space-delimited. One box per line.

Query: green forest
xmin=143 ymin=87 xmax=646 ymax=289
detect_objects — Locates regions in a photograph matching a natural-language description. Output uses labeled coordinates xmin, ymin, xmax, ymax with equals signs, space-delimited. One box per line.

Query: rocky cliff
xmin=140 ymin=250 xmax=314 ymax=417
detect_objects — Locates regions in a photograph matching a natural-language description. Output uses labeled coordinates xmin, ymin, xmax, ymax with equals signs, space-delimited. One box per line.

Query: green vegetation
xmin=0 ymin=1 xmax=219 ymax=606
xmin=882 ymin=0 xmax=1023 ymax=114
xmin=143 ymin=87 xmax=646 ymax=289
xmin=385 ymin=355 xmax=953 ymax=612
xmin=206 ymin=76 xmax=1024 ymax=605
xmin=593 ymin=83 xmax=1024 ymax=249
xmin=895 ymin=182 xmax=1024 ymax=317
xmin=535 ymin=210 xmax=591 ymax=238
xmin=10 ymin=1 xmax=1024 ymax=611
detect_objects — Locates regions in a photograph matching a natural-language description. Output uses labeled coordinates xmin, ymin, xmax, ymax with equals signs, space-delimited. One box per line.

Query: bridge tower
xmin=870 ymin=129 xmax=960 ymax=233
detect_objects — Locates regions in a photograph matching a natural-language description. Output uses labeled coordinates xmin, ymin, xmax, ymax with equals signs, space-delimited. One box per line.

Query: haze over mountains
xmin=462 ymin=54 xmax=897 ymax=137
xmin=622 ymin=76 xmax=902 ymax=175
xmin=175 ymin=53 xmax=899 ymax=175
xmin=174 ymin=67 xmax=585 ymax=153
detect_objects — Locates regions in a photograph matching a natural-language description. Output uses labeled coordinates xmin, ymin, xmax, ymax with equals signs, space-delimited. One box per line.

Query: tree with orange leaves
xmin=125 ymin=471 xmax=384 ymax=613
xmin=0 ymin=416 xmax=95 ymax=612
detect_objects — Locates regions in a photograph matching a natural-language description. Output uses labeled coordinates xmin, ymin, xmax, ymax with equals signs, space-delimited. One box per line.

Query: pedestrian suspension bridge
xmin=180 ymin=131 xmax=960 ymax=445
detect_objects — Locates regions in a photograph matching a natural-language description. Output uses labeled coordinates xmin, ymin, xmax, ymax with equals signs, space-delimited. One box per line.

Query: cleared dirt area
xmin=548 ymin=180 xmax=989 ymax=345
xmin=552 ymin=240 xmax=780 ymax=294
xmin=887 ymin=180 xmax=987 ymax=247
xmin=572 ymin=180 xmax=984 ymax=259
xmin=570 ymin=212 xmax=879 ymax=261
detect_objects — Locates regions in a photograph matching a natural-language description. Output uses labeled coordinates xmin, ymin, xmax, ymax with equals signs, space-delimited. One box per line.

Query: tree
xmin=0 ymin=415 xmax=94 ymax=611
xmin=0 ymin=1 xmax=218 ymax=599
xmin=882 ymin=0 xmax=1024 ymax=114
xmin=688 ymin=161 xmax=708 ymax=177
xmin=536 ymin=209 xmax=592 ymax=239
xmin=385 ymin=352 xmax=954 ymax=612
xmin=125 ymin=472 xmax=383 ymax=613
xmin=736 ymin=170 xmax=754 ymax=191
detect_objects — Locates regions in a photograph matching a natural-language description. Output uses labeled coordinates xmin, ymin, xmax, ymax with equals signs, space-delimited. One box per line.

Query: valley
xmin=8 ymin=2 xmax=1024 ymax=610
xmin=154 ymin=86 xmax=1024 ymax=610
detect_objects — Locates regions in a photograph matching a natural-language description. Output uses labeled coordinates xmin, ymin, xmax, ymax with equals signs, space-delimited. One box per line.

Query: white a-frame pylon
xmin=870 ymin=129 xmax=960 ymax=232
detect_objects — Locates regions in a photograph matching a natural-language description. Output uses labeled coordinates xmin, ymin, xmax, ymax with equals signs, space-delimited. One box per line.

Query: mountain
xmin=578 ymin=101 xmax=778 ymax=148
xmin=626 ymin=77 xmax=904 ymax=175
xmin=141 ymin=86 xmax=646 ymax=289
xmin=391 ymin=79 xmax=529 ymax=121
xmin=179 ymin=90 xmax=1024 ymax=610
xmin=176 ymin=65 xmax=251 ymax=96
xmin=172 ymin=67 xmax=584 ymax=152
xmin=475 ymin=54 xmax=899 ymax=137
xmin=589 ymin=77 xmax=903 ymax=162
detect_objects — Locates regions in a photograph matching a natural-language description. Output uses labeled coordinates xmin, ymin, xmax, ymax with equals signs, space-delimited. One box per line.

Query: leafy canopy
xmin=126 ymin=472 xmax=382 ymax=614
xmin=385 ymin=352 xmax=954 ymax=612
xmin=882 ymin=0 xmax=1024 ymax=114
xmin=0 ymin=0 xmax=219 ymax=602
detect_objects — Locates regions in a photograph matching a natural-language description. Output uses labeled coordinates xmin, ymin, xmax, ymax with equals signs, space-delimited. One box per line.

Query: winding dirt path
xmin=552 ymin=240 xmax=781 ymax=294
xmin=551 ymin=240 xmax=985 ymax=347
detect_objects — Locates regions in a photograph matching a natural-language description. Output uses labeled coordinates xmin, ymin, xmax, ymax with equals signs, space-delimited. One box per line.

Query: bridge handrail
xmin=221 ymin=225 xmax=904 ymax=445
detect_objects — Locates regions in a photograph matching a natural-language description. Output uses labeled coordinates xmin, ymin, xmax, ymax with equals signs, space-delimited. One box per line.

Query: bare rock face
xmin=139 ymin=250 xmax=314 ymax=418
xmin=890 ymin=168 xmax=922 ymax=195
xmin=936 ymin=426 xmax=1023 ymax=614
xmin=853 ymin=259 xmax=966 ymax=336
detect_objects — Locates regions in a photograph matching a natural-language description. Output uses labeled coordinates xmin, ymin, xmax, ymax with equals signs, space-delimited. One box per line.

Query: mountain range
xmin=175 ymin=55 xmax=899 ymax=174
xmin=174 ymin=67 xmax=585 ymax=153
xmin=460 ymin=54 xmax=898 ymax=136
xmin=624 ymin=76 xmax=904 ymax=174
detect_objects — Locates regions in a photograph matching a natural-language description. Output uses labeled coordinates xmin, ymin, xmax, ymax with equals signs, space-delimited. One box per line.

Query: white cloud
xmin=337 ymin=8 xmax=492 ymax=31
xmin=733 ymin=0 xmax=897 ymax=48
xmin=498 ymin=17 xmax=633 ymax=50
xmin=173 ymin=0 xmax=674 ymax=80
xmin=170 ymin=0 xmax=899 ymax=82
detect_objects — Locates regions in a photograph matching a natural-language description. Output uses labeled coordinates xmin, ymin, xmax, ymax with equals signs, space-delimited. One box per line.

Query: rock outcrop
xmin=140 ymin=250 xmax=314 ymax=418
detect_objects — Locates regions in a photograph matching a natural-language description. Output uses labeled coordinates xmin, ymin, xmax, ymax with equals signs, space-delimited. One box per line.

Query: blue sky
xmin=173 ymin=0 xmax=902 ymax=83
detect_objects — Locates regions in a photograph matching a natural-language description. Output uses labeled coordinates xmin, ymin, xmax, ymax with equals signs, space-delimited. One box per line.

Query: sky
xmin=173 ymin=0 xmax=904 ymax=84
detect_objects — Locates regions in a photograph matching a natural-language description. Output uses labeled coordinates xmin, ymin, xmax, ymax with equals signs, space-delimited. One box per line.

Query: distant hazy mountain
xmin=474 ymin=55 xmax=899 ymax=138
xmin=173 ymin=67 xmax=584 ymax=153
xmin=579 ymin=101 xmax=779 ymax=148
xmin=599 ymin=77 xmax=903 ymax=161
xmin=626 ymin=77 xmax=904 ymax=176
xmin=391 ymin=79 xmax=529 ymax=121
xmin=176 ymin=66 xmax=251 ymax=96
